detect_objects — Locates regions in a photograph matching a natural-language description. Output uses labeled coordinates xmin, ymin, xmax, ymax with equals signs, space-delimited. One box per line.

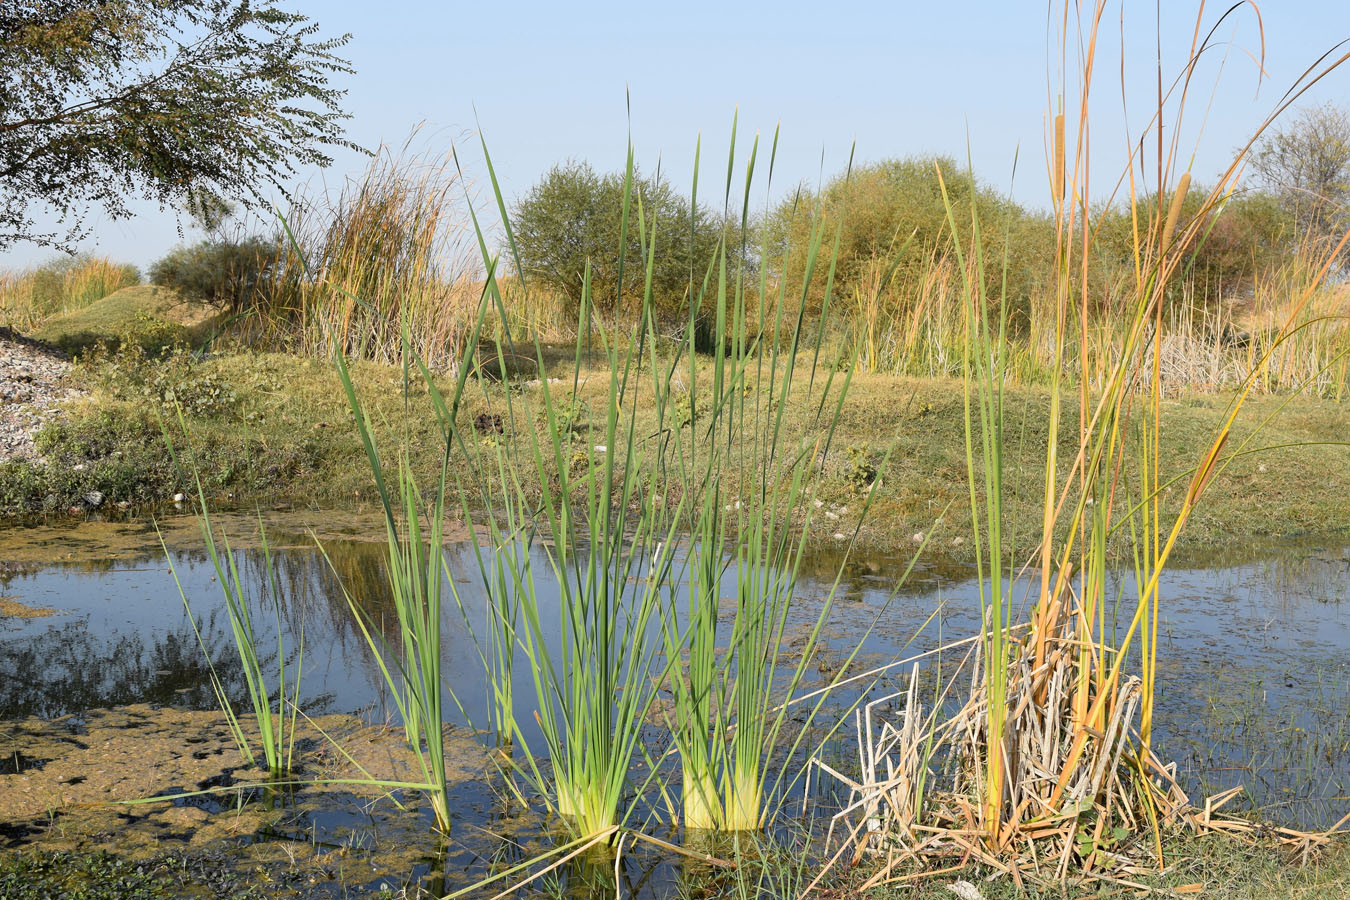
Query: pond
xmin=1 ymin=513 xmax=1347 ymax=897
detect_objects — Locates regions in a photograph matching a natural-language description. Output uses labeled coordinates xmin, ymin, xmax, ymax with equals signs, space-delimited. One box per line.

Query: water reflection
xmin=2 ymin=609 xmax=256 ymax=719
xmin=0 ymin=531 xmax=1346 ymax=830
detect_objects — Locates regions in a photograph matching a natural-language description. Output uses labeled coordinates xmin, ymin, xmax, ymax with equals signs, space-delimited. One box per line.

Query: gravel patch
xmin=0 ymin=327 xmax=85 ymax=462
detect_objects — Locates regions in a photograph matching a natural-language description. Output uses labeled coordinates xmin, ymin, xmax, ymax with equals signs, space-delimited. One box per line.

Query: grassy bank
xmin=3 ymin=343 xmax=1345 ymax=560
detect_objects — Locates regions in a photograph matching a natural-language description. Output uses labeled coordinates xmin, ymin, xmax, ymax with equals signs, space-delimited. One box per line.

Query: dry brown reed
xmin=243 ymin=141 xmax=482 ymax=369
xmin=809 ymin=0 xmax=1350 ymax=891
xmin=814 ymin=625 xmax=1346 ymax=893
xmin=838 ymin=249 xmax=1347 ymax=395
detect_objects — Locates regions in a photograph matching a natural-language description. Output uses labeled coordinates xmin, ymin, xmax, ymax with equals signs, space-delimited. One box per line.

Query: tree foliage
xmin=0 ymin=0 xmax=359 ymax=251
xmin=1093 ymin=187 xmax=1293 ymax=306
xmin=510 ymin=160 xmax=726 ymax=317
xmin=764 ymin=157 xmax=1054 ymax=326
xmin=1251 ymin=102 xmax=1350 ymax=258
xmin=149 ymin=236 xmax=281 ymax=311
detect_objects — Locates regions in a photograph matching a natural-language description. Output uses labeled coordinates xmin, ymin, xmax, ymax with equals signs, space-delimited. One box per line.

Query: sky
xmin=4 ymin=0 xmax=1349 ymax=271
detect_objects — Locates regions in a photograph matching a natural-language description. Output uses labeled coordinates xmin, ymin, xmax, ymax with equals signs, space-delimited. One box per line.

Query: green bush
xmin=763 ymin=156 xmax=1054 ymax=327
xmin=511 ymin=161 xmax=730 ymax=322
xmin=842 ymin=444 xmax=879 ymax=492
xmin=1093 ymin=186 xmax=1294 ymax=311
xmin=149 ymin=236 xmax=281 ymax=311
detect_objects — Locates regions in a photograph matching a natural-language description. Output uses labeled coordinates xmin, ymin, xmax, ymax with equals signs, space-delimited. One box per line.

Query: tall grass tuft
xmin=650 ymin=129 xmax=892 ymax=834
xmin=820 ymin=1 xmax=1350 ymax=884
xmin=247 ymin=139 xmax=482 ymax=369
xmin=0 ymin=255 xmax=140 ymax=331
xmin=400 ymin=122 xmax=903 ymax=857
xmin=331 ymin=351 xmax=454 ymax=833
xmin=165 ymin=500 xmax=303 ymax=777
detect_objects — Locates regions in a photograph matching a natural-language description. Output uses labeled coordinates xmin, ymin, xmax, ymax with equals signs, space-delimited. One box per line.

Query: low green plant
xmin=0 ymin=850 xmax=264 ymax=900
xmin=842 ymin=444 xmax=878 ymax=492
xmin=82 ymin=342 xmax=238 ymax=417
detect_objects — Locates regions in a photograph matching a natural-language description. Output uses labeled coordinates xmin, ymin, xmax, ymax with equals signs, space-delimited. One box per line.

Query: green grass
xmin=4 ymin=345 xmax=1345 ymax=560
xmin=165 ymin=502 xmax=303 ymax=777
xmin=32 ymin=284 xmax=222 ymax=356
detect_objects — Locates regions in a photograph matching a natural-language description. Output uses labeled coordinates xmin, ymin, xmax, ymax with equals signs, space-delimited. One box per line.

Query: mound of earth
xmin=32 ymin=285 xmax=221 ymax=356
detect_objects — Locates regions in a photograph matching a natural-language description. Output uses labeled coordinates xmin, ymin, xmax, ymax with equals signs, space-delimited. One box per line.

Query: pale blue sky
xmin=5 ymin=1 xmax=1348 ymax=270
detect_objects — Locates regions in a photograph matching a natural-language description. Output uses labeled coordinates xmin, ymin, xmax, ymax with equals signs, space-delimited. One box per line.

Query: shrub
xmin=149 ymin=236 xmax=282 ymax=312
xmin=763 ymin=157 xmax=1054 ymax=328
xmin=1093 ymin=186 xmax=1294 ymax=312
xmin=842 ymin=444 xmax=879 ymax=492
xmin=511 ymin=160 xmax=730 ymax=322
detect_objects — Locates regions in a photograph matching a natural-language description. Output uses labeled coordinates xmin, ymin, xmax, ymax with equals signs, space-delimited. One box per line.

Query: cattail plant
xmin=819 ymin=1 xmax=1350 ymax=885
xmin=331 ymin=352 xmax=454 ymax=833
xmin=165 ymin=500 xmax=304 ymax=778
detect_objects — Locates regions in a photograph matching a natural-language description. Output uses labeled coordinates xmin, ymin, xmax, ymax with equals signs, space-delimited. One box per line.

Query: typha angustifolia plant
xmin=157 ymin=414 xmax=304 ymax=779
xmin=820 ymin=2 xmax=1350 ymax=882
xmin=328 ymin=348 xmax=456 ymax=834
xmin=395 ymin=117 xmax=910 ymax=851
xmin=379 ymin=135 xmax=682 ymax=843
xmin=646 ymin=123 xmax=912 ymax=833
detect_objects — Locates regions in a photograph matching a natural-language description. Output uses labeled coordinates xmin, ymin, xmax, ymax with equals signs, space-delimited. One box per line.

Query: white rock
xmin=946 ymin=881 xmax=984 ymax=900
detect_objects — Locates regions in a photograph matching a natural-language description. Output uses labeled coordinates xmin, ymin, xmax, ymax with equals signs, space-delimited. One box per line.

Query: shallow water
xmin=1 ymin=518 xmax=1347 ymax=893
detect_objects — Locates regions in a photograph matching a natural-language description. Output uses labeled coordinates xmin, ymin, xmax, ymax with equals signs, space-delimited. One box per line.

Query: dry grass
xmin=0 ymin=256 xmax=140 ymax=332
xmin=814 ymin=626 xmax=1347 ymax=894
xmin=235 ymin=140 xmax=482 ymax=369
xmin=803 ymin=0 xmax=1350 ymax=892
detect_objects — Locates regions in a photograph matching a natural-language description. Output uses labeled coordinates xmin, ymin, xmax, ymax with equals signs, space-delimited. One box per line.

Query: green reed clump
xmin=401 ymin=122 xmax=904 ymax=855
xmin=331 ymin=351 xmax=453 ymax=833
xmin=647 ymin=127 xmax=897 ymax=833
xmin=164 ymin=500 xmax=303 ymax=777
